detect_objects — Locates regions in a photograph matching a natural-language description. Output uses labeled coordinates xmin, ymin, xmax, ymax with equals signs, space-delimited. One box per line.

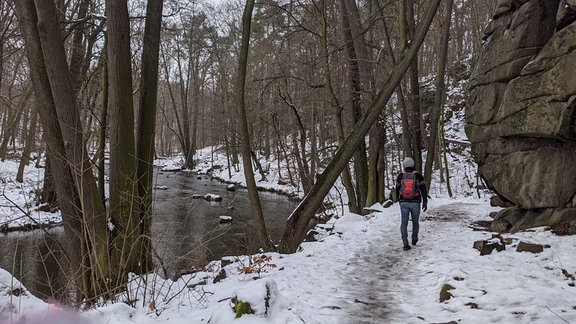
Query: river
xmin=0 ymin=170 xmax=298 ymax=300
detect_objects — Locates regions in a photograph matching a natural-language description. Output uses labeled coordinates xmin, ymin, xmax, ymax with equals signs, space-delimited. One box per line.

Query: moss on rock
xmin=232 ymin=298 xmax=255 ymax=318
xmin=439 ymin=283 xmax=455 ymax=302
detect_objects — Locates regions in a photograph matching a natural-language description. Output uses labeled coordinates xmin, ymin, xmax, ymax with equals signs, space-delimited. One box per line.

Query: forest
xmin=0 ymin=0 xmax=497 ymax=305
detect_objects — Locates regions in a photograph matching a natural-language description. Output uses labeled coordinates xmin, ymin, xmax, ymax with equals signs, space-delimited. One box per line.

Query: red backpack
xmin=400 ymin=171 xmax=420 ymax=199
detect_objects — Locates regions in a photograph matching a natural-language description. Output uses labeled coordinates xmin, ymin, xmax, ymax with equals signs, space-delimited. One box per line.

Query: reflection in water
xmin=0 ymin=171 xmax=298 ymax=299
xmin=0 ymin=228 xmax=68 ymax=300
xmin=151 ymin=171 xmax=297 ymax=278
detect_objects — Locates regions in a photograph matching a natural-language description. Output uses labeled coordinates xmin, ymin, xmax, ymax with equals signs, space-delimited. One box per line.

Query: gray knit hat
xmin=403 ymin=157 xmax=415 ymax=168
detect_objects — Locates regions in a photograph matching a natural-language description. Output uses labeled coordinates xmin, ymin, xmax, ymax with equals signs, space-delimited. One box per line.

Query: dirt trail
xmin=335 ymin=203 xmax=481 ymax=323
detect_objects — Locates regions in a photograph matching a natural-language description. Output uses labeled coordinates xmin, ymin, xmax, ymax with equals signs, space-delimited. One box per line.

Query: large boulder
xmin=466 ymin=0 xmax=576 ymax=229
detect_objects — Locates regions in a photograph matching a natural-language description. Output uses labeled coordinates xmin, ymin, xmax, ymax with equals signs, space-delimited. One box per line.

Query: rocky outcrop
xmin=466 ymin=0 xmax=576 ymax=232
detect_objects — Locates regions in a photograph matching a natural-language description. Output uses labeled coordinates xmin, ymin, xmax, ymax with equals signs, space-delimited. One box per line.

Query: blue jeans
xmin=400 ymin=201 xmax=420 ymax=246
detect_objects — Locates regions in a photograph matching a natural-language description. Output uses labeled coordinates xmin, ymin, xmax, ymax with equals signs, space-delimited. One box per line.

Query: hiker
xmin=395 ymin=157 xmax=428 ymax=251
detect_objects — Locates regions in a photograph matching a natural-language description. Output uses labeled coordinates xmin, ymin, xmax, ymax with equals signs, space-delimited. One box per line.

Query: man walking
xmin=395 ymin=157 xmax=428 ymax=251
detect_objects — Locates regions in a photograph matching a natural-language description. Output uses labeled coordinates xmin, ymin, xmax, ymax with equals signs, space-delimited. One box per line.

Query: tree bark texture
xmin=16 ymin=104 xmax=37 ymax=183
xmin=236 ymin=0 xmax=274 ymax=251
xmin=136 ymin=0 xmax=164 ymax=275
xmin=424 ymin=0 xmax=453 ymax=189
xmin=405 ymin=0 xmax=424 ymax=170
xmin=319 ymin=0 xmax=358 ymax=213
xmin=15 ymin=0 xmax=108 ymax=303
xmin=339 ymin=0 xmax=369 ymax=211
xmin=106 ymin=0 xmax=140 ymax=283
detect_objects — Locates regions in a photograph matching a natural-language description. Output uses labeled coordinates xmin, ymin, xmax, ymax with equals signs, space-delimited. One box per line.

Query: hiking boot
xmin=412 ymin=238 xmax=418 ymax=245
xmin=403 ymin=245 xmax=411 ymax=251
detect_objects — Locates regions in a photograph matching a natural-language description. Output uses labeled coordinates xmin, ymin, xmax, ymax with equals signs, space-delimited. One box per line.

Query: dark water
xmin=0 ymin=227 xmax=69 ymax=300
xmin=0 ymin=171 xmax=298 ymax=300
xmin=151 ymin=171 xmax=298 ymax=276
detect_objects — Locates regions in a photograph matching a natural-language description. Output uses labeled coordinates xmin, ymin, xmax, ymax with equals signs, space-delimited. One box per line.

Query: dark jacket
xmin=395 ymin=167 xmax=428 ymax=205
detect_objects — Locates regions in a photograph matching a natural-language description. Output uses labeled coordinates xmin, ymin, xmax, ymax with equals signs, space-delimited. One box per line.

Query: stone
xmin=382 ymin=200 xmax=394 ymax=208
xmin=557 ymin=0 xmax=576 ymax=29
xmin=439 ymin=284 xmax=455 ymax=302
xmin=490 ymin=195 xmax=514 ymax=208
xmin=491 ymin=218 xmax=512 ymax=233
xmin=494 ymin=0 xmax=514 ymax=17
xmin=219 ymin=215 xmax=233 ymax=223
xmin=204 ymin=193 xmax=223 ymax=202
xmin=221 ymin=258 xmax=233 ymax=267
xmin=490 ymin=206 xmax=576 ymax=233
xmin=473 ymin=234 xmax=506 ymax=255
xmin=232 ymin=298 xmax=254 ymax=318
xmin=550 ymin=222 xmax=576 ymax=235
xmin=516 ymin=241 xmax=545 ymax=253
xmin=213 ymin=269 xmax=227 ymax=283
xmin=230 ymin=280 xmax=279 ymax=319
xmin=465 ymin=0 xmax=576 ymax=231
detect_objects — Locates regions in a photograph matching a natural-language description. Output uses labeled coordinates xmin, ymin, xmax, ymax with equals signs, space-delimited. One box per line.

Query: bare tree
xmin=338 ymin=0 xmax=370 ymax=212
xmin=136 ymin=0 xmax=164 ymax=274
xmin=15 ymin=0 xmax=108 ymax=303
xmin=319 ymin=0 xmax=358 ymax=213
xmin=236 ymin=0 xmax=274 ymax=251
xmin=16 ymin=101 xmax=38 ymax=183
xmin=405 ymin=0 xmax=424 ymax=169
xmin=279 ymin=0 xmax=442 ymax=253
xmin=0 ymin=87 xmax=27 ymax=161
xmin=424 ymin=0 xmax=453 ymax=189
xmin=106 ymin=0 xmax=140 ymax=285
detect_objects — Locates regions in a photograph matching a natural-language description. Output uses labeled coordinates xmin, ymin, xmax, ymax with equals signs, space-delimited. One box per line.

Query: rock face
xmin=466 ymin=0 xmax=576 ymax=231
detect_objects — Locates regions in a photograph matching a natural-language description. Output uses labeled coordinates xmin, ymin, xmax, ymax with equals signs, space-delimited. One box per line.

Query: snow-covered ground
xmin=1 ymin=148 xmax=576 ymax=323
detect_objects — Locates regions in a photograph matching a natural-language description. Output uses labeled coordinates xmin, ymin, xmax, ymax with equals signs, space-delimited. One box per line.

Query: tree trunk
xmin=35 ymin=0 xmax=109 ymax=301
xmin=16 ymin=106 xmax=38 ymax=183
xmin=68 ymin=0 xmax=90 ymax=96
xmin=280 ymin=93 xmax=311 ymax=193
xmin=272 ymin=113 xmax=295 ymax=186
xmin=179 ymin=51 xmax=194 ymax=169
xmin=405 ymin=0 xmax=423 ymax=170
xmin=398 ymin=0 xmax=417 ymax=162
xmin=365 ymin=122 xmax=386 ymax=206
xmin=377 ymin=127 xmax=387 ymax=202
xmin=339 ymin=0 xmax=369 ymax=211
xmin=98 ymin=45 xmax=108 ymax=201
xmin=318 ymin=0 xmax=358 ymax=213
xmin=424 ymin=0 xmax=453 ymax=189
xmin=279 ymin=0 xmax=442 ymax=253
xmin=236 ymin=0 xmax=274 ymax=251
xmin=0 ymin=96 xmax=25 ymax=161
xmin=250 ymin=149 xmax=268 ymax=182
xmin=378 ymin=8 xmax=413 ymax=166
xmin=291 ymin=131 xmax=310 ymax=192
xmin=440 ymin=106 xmax=453 ymax=197
xmin=106 ymin=0 xmax=140 ymax=286
xmin=190 ymin=64 xmax=201 ymax=168
xmin=41 ymin=155 xmax=57 ymax=207
xmin=164 ymin=40 xmax=194 ymax=169
xmin=135 ymin=0 xmax=164 ymax=275
xmin=16 ymin=0 xmax=108 ymax=303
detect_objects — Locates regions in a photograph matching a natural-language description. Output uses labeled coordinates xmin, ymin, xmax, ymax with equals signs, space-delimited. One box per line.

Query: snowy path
xmin=336 ymin=201 xmax=487 ymax=323
xmin=336 ymin=218 xmax=407 ymax=323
